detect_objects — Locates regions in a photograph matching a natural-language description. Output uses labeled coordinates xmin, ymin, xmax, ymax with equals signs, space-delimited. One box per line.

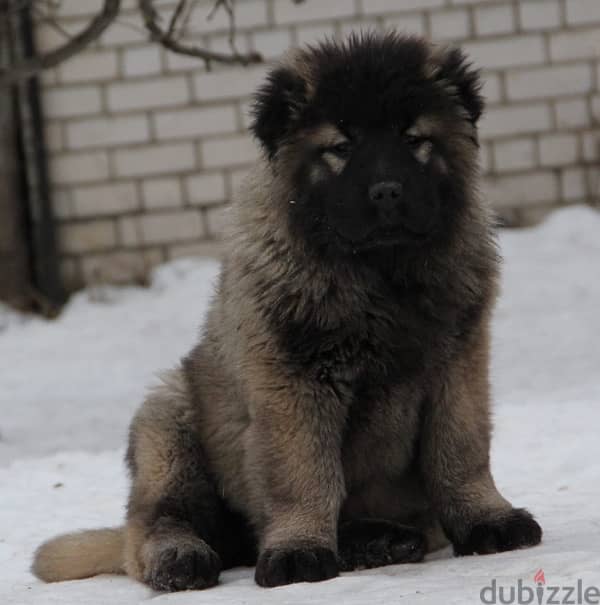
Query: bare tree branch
xmin=0 ymin=0 xmax=121 ymax=84
xmin=208 ymin=0 xmax=239 ymax=57
xmin=0 ymin=0 xmax=306 ymax=83
xmin=138 ymin=0 xmax=262 ymax=69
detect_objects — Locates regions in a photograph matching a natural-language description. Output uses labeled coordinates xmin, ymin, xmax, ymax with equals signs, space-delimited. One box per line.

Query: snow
xmin=1 ymin=205 xmax=599 ymax=604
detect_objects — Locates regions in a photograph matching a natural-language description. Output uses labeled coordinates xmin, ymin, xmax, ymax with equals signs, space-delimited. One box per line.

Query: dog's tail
xmin=32 ymin=527 xmax=125 ymax=582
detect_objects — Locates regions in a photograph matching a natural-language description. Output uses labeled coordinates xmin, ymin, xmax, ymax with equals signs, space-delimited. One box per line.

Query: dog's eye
xmin=324 ymin=142 xmax=352 ymax=158
xmin=405 ymin=134 xmax=429 ymax=148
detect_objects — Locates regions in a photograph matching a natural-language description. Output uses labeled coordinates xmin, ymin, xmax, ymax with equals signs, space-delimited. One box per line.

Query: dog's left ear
xmin=250 ymin=66 xmax=307 ymax=158
xmin=434 ymin=46 xmax=484 ymax=127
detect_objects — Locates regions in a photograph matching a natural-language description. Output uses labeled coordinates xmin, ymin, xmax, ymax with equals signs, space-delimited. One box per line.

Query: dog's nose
xmin=368 ymin=181 xmax=403 ymax=212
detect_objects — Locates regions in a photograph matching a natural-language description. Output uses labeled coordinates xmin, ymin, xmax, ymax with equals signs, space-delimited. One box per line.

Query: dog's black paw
xmin=338 ymin=519 xmax=426 ymax=571
xmin=453 ymin=508 xmax=542 ymax=556
xmin=255 ymin=544 xmax=339 ymax=587
xmin=145 ymin=539 xmax=222 ymax=592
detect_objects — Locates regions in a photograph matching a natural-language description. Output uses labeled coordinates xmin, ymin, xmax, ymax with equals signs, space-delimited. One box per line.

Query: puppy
xmin=33 ymin=33 xmax=542 ymax=591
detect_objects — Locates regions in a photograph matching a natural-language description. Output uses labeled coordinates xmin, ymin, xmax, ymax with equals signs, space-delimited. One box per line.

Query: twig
xmin=208 ymin=0 xmax=238 ymax=56
xmin=138 ymin=0 xmax=261 ymax=69
xmin=167 ymin=0 xmax=187 ymax=38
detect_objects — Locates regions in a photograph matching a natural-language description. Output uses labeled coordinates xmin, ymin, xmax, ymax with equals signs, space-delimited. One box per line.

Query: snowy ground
xmin=1 ymin=205 xmax=599 ymax=604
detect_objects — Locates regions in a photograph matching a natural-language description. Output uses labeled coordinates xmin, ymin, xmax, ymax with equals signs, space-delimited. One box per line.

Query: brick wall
xmin=37 ymin=0 xmax=600 ymax=290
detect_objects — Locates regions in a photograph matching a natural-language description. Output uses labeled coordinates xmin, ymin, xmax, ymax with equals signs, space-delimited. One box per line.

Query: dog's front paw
xmin=144 ymin=538 xmax=221 ymax=592
xmin=255 ymin=544 xmax=339 ymax=587
xmin=338 ymin=519 xmax=426 ymax=571
xmin=453 ymin=508 xmax=542 ymax=556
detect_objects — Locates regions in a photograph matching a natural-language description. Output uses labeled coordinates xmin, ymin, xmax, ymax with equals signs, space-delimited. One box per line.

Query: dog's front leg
xmin=245 ymin=361 xmax=346 ymax=588
xmin=420 ymin=319 xmax=542 ymax=556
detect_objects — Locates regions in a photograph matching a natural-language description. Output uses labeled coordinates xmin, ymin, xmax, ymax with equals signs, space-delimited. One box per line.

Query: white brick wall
xmin=37 ymin=0 xmax=600 ymax=289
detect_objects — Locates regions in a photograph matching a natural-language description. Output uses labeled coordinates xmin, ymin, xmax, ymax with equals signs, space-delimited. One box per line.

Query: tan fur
xmin=32 ymin=528 xmax=124 ymax=582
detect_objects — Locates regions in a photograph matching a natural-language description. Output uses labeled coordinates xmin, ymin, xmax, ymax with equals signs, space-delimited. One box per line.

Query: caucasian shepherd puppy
xmin=33 ymin=33 xmax=542 ymax=591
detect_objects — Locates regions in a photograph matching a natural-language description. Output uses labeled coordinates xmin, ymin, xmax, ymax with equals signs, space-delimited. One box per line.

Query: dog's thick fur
xmin=33 ymin=33 xmax=542 ymax=590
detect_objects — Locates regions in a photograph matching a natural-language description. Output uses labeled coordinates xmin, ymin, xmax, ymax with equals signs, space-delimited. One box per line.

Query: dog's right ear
xmin=250 ymin=66 xmax=307 ymax=158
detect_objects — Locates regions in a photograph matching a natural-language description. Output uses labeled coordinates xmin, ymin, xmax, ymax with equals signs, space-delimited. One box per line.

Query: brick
xmin=480 ymin=103 xmax=552 ymax=139
xmin=475 ymin=4 xmax=515 ymax=36
xmin=555 ymin=98 xmax=589 ymax=129
xmin=494 ymin=138 xmax=536 ymax=172
xmin=117 ymin=216 xmax=141 ymax=247
xmin=482 ymin=171 xmax=558 ymax=207
xmin=204 ymin=205 xmax=231 ymax=237
xmin=55 ymin=0 xmax=108 ymax=17
xmin=58 ymin=51 xmax=118 ymax=83
xmin=201 ymin=135 xmax=259 ymax=168
xmin=561 ymin=168 xmax=587 ymax=201
xmin=339 ymin=21 xmax=381 ymax=39
xmin=519 ymin=0 xmax=561 ymax=31
xmin=566 ymin=0 xmax=600 ymax=25
xmin=59 ymin=220 xmax=117 ymax=253
xmin=45 ymin=123 xmax=63 ymax=152
xmin=142 ymin=178 xmax=183 ymax=209
xmin=430 ymin=9 xmax=471 ymax=41
xmin=481 ymin=72 xmax=502 ymax=104
xmin=154 ymin=105 xmax=238 ymax=140
xmin=114 ymin=143 xmax=195 ymax=177
xmin=52 ymin=190 xmax=73 ymax=220
xmin=36 ymin=21 xmax=81 ymax=53
xmin=99 ymin=20 xmax=147 ymax=46
xmin=60 ymin=258 xmax=82 ymax=292
xmin=274 ymin=0 xmax=356 ymax=24
xmin=139 ymin=210 xmax=204 ymax=244
xmin=107 ymin=77 xmax=189 ymax=111
xmin=66 ymin=115 xmax=150 ymax=150
xmin=168 ymin=241 xmax=224 ymax=260
xmin=123 ymin=45 xmax=162 ymax=77
xmin=479 ymin=143 xmax=492 ymax=173
xmin=239 ymin=99 xmax=254 ymax=130
xmin=506 ymin=64 xmax=592 ymax=101
xmin=448 ymin=0 xmax=497 ymax=4
xmin=165 ymin=48 xmax=206 ymax=73
xmin=230 ymin=168 xmax=251 ymax=194
xmin=462 ymin=36 xmax=545 ymax=70
xmin=186 ymin=173 xmax=227 ymax=206
xmin=295 ymin=24 xmax=337 ymax=46
xmin=41 ymin=69 xmax=58 ymax=87
xmin=383 ymin=13 xmax=426 ymax=37
xmin=194 ymin=65 xmax=268 ymax=101
xmin=50 ymin=152 xmax=110 ymax=185
xmin=43 ymin=86 xmax=102 ymax=118
xmin=80 ymin=251 xmax=154 ymax=285
xmin=208 ymin=33 xmax=253 ymax=57
xmin=592 ymin=95 xmax=600 ymax=122
xmin=72 ymin=183 xmax=139 ymax=217
xmin=235 ymin=0 xmax=269 ymax=28
xmin=549 ymin=29 xmax=600 ymax=61
xmin=582 ymin=131 xmax=600 ymax=161
xmin=252 ymin=29 xmax=293 ymax=59
xmin=363 ymin=0 xmax=444 ymax=14
xmin=539 ymin=134 xmax=578 ymax=167
xmin=176 ymin=3 xmax=229 ymax=34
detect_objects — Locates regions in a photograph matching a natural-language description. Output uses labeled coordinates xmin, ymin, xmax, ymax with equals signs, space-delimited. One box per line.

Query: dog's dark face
xmin=251 ymin=34 xmax=484 ymax=255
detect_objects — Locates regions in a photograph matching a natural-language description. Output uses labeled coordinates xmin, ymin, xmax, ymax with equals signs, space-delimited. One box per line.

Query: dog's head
xmin=250 ymin=33 xmax=484 ymax=254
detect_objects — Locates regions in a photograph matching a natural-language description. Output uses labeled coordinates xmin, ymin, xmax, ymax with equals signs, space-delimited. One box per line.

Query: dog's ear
xmin=433 ymin=46 xmax=484 ymax=127
xmin=250 ymin=66 xmax=307 ymax=158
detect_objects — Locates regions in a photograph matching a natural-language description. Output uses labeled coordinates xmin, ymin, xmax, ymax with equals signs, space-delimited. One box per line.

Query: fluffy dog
xmin=33 ymin=33 xmax=542 ymax=591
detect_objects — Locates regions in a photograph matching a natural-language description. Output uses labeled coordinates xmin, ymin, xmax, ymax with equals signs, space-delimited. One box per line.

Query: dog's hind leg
xmin=123 ymin=368 xmax=255 ymax=592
